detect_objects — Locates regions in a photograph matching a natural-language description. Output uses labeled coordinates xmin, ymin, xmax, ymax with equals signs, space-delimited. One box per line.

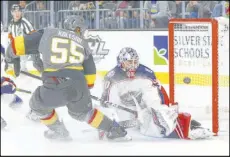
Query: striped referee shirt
xmin=8 ymin=17 xmax=35 ymax=38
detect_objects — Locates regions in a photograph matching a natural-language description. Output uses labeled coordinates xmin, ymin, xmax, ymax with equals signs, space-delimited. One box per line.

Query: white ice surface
xmin=1 ymin=75 xmax=229 ymax=155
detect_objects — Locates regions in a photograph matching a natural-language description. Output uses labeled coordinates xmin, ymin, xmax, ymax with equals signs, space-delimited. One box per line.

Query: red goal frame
xmin=168 ymin=18 xmax=219 ymax=135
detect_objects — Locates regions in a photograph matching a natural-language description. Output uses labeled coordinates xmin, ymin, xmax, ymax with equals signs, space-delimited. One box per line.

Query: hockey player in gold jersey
xmin=5 ymin=16 xmax=131 ymax=141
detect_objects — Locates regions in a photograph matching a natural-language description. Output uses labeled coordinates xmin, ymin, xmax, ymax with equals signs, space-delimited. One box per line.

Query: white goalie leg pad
xmin=138 ymin=104 xmax=179 ymax=137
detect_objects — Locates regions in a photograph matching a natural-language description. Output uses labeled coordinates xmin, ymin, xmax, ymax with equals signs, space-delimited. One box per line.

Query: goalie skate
xmin=189 ymin=126 xmax=214 ymax=140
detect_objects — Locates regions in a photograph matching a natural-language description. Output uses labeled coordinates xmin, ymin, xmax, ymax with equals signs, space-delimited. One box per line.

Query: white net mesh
xmin=170 ymin=18 xmax=229 ymax=134
xmin=217 ymin=17 xmax=229 ymax=133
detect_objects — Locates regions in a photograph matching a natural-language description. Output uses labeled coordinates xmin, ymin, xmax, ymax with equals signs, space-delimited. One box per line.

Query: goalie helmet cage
xmin=168 ymin=18 xmax=228 ymax=136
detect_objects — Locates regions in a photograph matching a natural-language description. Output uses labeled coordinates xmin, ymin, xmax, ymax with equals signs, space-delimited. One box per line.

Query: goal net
xmin=168 ymin=17 xmax=229 ymax=135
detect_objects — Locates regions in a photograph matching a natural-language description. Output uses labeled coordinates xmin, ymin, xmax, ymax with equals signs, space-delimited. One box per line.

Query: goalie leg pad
xmin=167 ymin=112 xmax=191 ymax=139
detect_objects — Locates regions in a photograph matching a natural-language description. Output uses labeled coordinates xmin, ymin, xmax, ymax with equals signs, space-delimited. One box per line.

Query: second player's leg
xmin=20 ymin=55 xmax=29 ymax=72
xmin=66 ymin=79 xmax=131 ymax=141
xmin=29 ymin=78 xmax=71 ymax=140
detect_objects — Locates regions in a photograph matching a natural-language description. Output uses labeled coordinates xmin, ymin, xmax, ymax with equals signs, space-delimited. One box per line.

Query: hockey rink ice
xmin=1 ymin=74 xmax=229 ymax=155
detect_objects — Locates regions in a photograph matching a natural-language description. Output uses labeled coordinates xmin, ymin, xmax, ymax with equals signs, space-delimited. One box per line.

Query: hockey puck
xmin=183 ymin=77 xmax=191 ymax=84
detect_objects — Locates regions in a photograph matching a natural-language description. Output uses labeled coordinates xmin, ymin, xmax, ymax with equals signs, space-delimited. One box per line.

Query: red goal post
xmin=168 ymin=18 xmax=227 ymax=135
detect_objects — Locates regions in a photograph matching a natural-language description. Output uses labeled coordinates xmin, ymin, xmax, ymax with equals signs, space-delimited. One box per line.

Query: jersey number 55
xmin=50 ymin=37 xmax=85 ymax=64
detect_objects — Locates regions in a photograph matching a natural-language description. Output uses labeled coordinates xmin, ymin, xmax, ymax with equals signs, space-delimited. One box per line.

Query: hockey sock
xmin=87 ymin=109 xmax=113 ymax=132
xmin=40 ymin=110 xmax=59 ymax=126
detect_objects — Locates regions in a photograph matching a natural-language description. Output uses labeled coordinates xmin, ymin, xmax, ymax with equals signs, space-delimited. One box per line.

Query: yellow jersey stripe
xmin=14 ymin=36 xmax=26 ymax=56
xmin=44 ymin=66 xmax=84 ymax=72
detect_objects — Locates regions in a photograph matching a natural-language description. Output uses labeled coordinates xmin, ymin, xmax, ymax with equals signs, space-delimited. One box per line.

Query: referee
xmin=8 ymin=4 xmax=35 ymax=38
xmin=7 ymin=4 xmax=43 ymax=76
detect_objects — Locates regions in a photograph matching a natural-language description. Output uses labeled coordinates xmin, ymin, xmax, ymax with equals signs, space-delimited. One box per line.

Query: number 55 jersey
xmin=6 ymin=28 xmax=96 ymax=87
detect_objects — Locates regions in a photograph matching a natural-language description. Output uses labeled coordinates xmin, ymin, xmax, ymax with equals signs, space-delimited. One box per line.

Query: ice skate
xmin=1 ymin=117 xmax=7 ymax=130
xmin=189 ymin=126 xmax=214 ymax=140
xmin=99 ymin=120 xmax=132 ymax=142
xmin=9 ymin=95 xmax=23 ymax=109
xmin=26 ymin=109 xmax=40 ymax=122
xmin=44 ymin=120 xmax=72 ymax=141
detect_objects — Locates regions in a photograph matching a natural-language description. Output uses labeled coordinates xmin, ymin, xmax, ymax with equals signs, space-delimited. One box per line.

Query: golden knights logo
xmin=86 ymin=35 xmax=109 ymax=63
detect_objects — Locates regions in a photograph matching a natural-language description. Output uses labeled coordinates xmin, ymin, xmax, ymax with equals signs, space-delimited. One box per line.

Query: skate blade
xmin=45 ymin=135 xmax=73 ymax=142
xmin=49 ymin=136 xmax=73 ymax=142
xmin=107 ymin=135 xmax=132 ymax=142
xmin=44 ymin=131 xmax=73 ymax=142
xmin=9 ymin=104 xmax=22 ymax=110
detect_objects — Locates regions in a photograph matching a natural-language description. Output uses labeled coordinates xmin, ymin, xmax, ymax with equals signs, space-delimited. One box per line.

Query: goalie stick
xmin=82 ymin=119 xmax=139 ymax=133
xmin=90 ymin=95 xmax=138 ymax=116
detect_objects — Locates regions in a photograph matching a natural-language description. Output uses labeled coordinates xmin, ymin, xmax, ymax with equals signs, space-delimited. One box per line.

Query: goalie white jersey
xmin=101 ymin=63 xmax=213 ymax=139
xmin=101 ymin=64 xmax=169 ymax=120
xmin=101 ymin=64 xmax=178 ymax=137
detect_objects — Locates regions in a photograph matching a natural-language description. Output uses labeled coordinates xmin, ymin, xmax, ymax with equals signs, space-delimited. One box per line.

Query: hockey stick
xmin=21 ymin=71 xmax=138 ymax=116
xmin=82 ymin=119 xmax=139 ymax=133
xmin=90 ymin=95 xmax=138 ymax=117
xmin=118 ymin=119 xmax=139 ymax=129
xmin=21 ymin=71 xmax=42 ymax=80
xmin=16 ymin=88 xmax=32 ymax=94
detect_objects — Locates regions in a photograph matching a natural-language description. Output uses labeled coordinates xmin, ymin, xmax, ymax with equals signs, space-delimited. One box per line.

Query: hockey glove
xmin=31 ymin=53 xmax=44 ymax=73
xmin=1 ymin=77 xmax=17 ymax=94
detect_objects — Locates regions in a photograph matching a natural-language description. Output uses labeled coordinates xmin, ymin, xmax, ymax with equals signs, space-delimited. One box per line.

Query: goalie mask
xmin=63 ymin=15 xmax=88 ymax=37
xmin=117 ymin=47 xmax=139 ymax=79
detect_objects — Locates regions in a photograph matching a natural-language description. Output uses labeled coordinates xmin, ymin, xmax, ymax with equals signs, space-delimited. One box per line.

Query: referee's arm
xmin=21 ymin=17 xmax=36 ymax=34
